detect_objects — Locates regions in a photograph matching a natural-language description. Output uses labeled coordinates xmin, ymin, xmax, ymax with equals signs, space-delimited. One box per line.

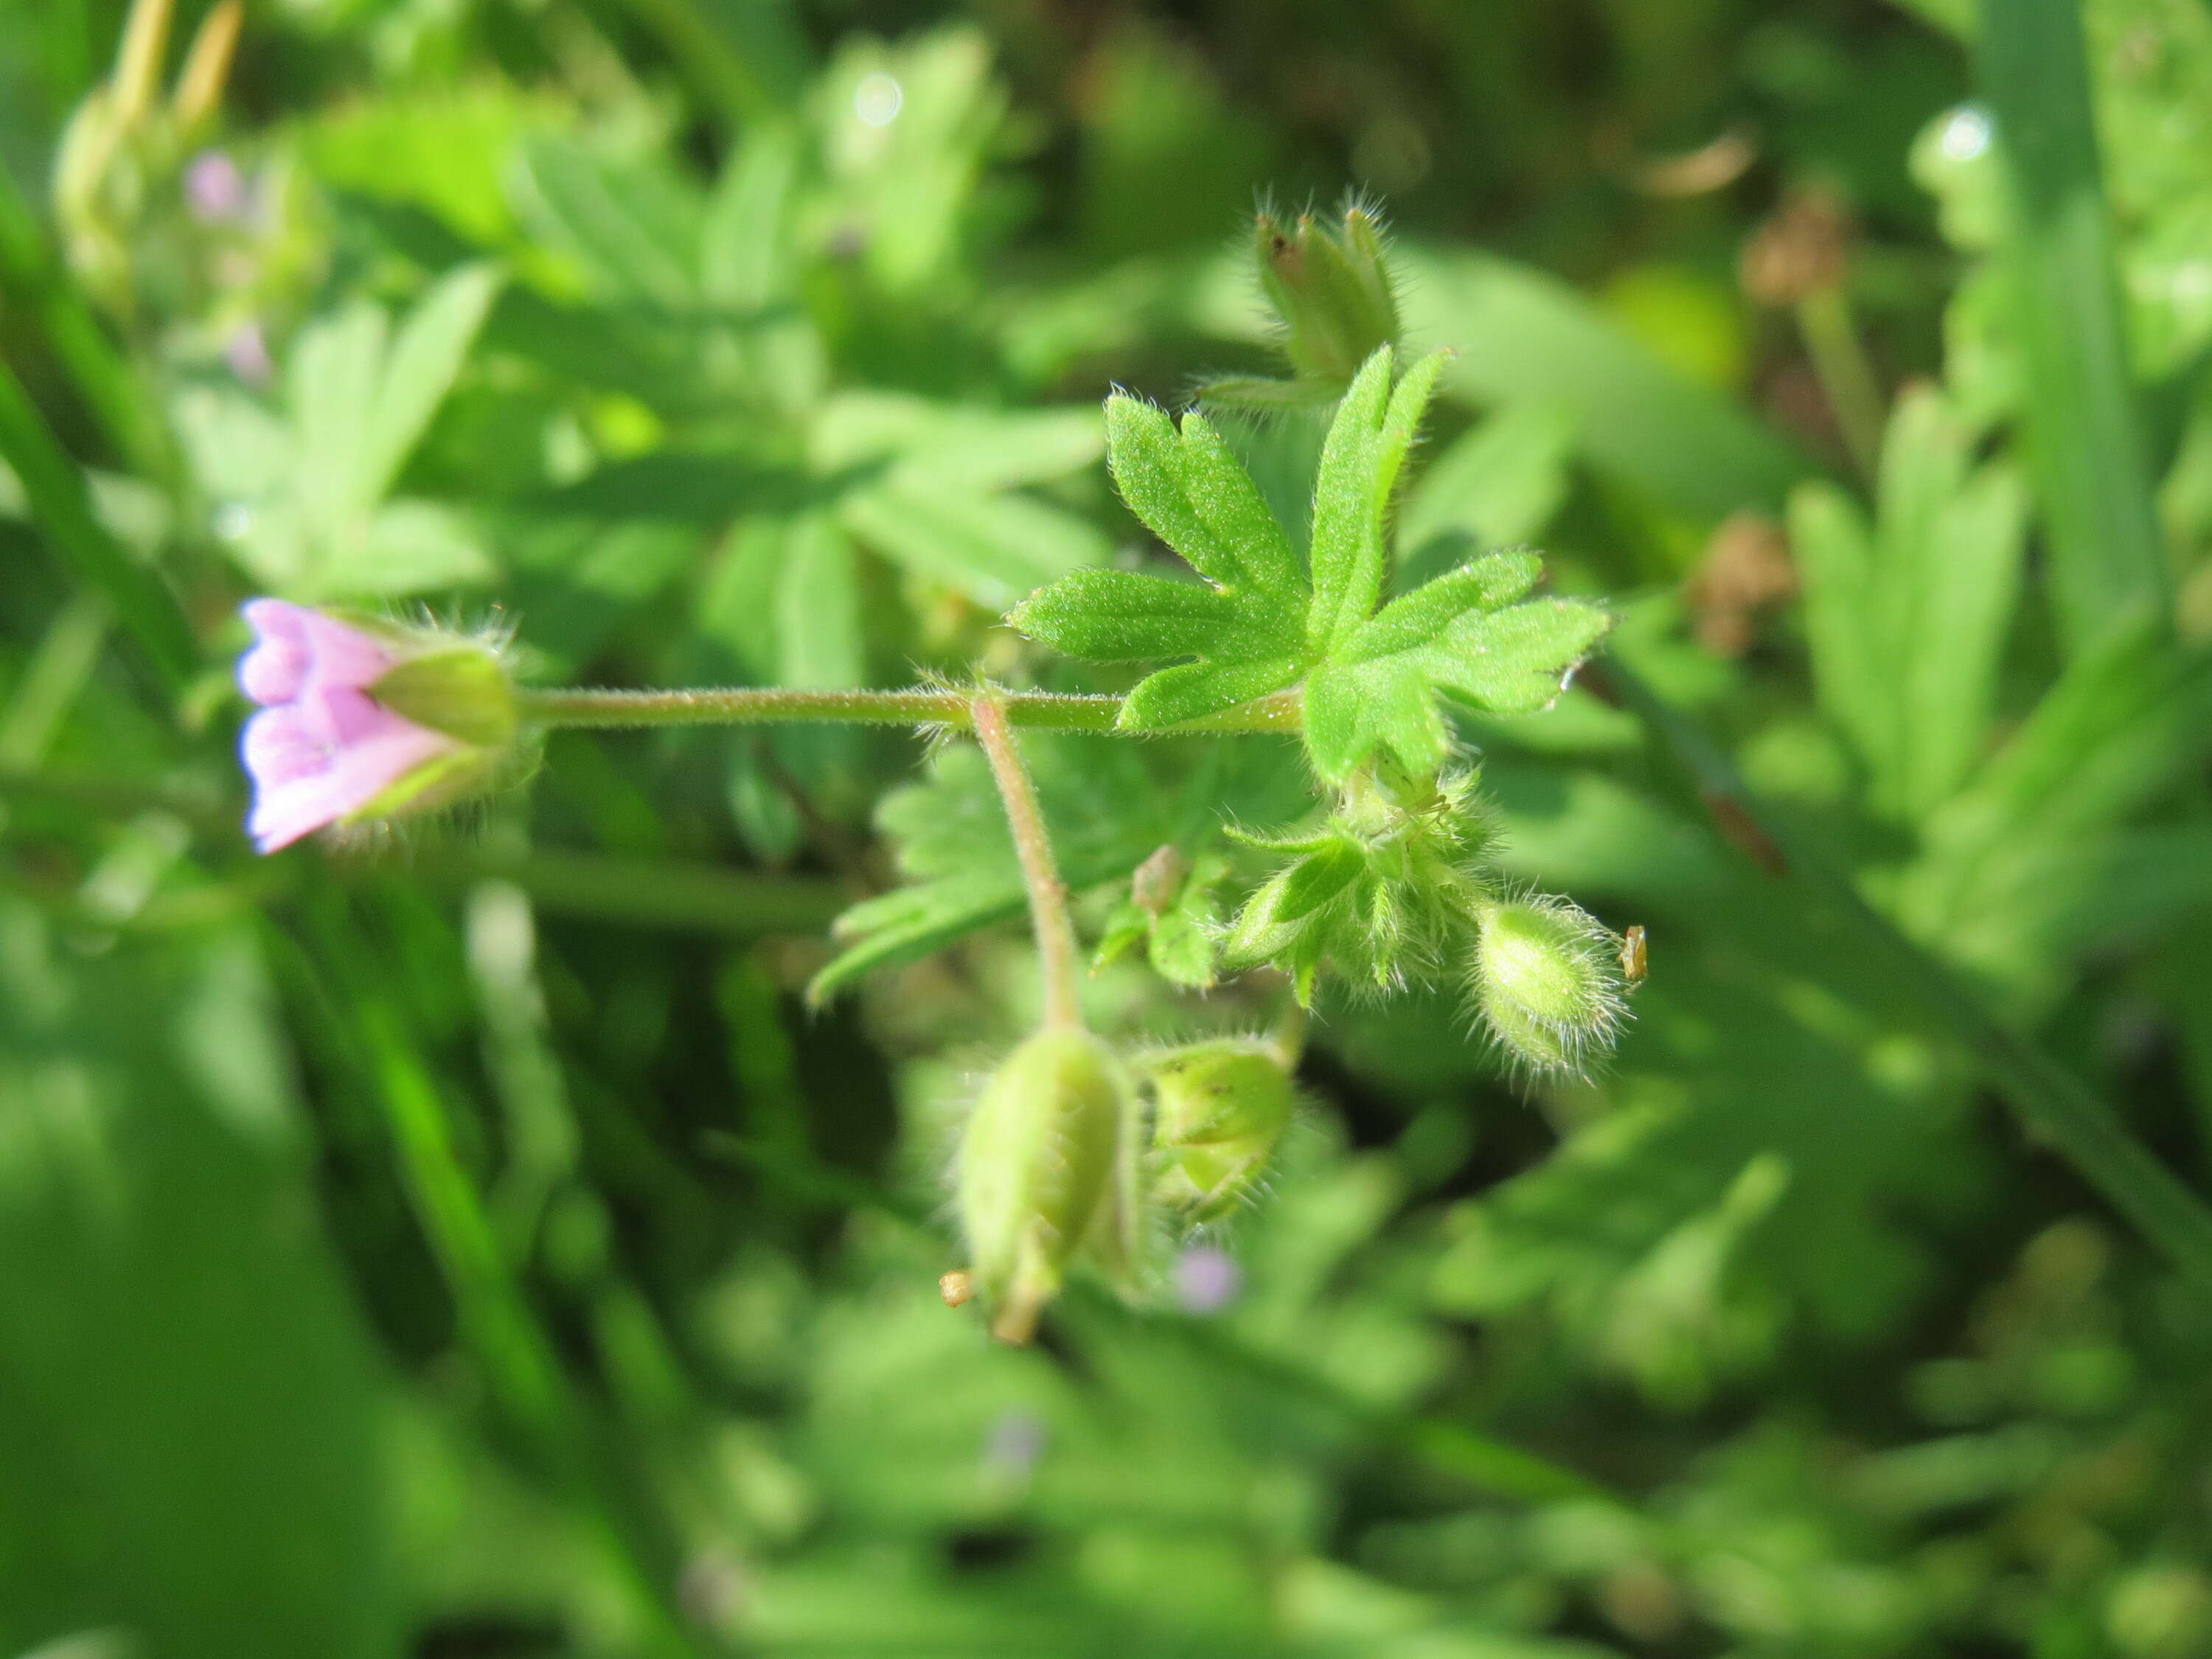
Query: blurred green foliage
xmin=6 ymin=0 xmax=2212 ymax=1655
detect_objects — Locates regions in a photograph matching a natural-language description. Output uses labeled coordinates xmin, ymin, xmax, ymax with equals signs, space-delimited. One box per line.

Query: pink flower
xmin=236 ymin=599 xmax=464 ymax=853
xmin=185 ymin=150 xmax=249 ymax=224
xmin=223 ymin=320 xmax=273 ymax=386
xmin=1172 ymin=1243 xmax=1242 ymax=1314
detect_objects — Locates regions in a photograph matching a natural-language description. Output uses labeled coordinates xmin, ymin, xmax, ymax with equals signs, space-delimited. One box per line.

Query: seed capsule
xmin=1469 ymin=897 xmax=1628 ymax=1076
xmin=956 ymin=1029 xmax=1138 ymax=1343
xmin=1144 ymin=1039 xmax=1295 ymax=1221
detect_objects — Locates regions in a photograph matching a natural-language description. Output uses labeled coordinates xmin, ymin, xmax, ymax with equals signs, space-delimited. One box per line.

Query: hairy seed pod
xmin=1144 ymin=1039 xmax=1295 ymax=1221
xmin=1469 ymin=897 xmax=1627 ymax=1075
xmin=957 ymin=1029 xmax=1138 ymax=1343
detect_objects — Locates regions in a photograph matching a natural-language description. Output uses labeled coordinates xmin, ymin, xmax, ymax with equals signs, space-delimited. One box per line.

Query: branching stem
xmin=970 ymin=692 xmax=1085 ymax=1031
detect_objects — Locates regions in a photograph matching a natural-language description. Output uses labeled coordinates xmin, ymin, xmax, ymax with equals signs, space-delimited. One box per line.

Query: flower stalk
xmin=515 ymin=684 xmax=1304 ymax=736
xmin=970 ymin=690 xmax=1085 ymax=1032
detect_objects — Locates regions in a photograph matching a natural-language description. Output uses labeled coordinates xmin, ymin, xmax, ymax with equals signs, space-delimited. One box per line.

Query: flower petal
xmin=241 ymin=704 xmax=330 ymax=788
xmin=299 ymin=610 xmax=397 ymax=690
xmin=247 ymin=719 xmax=457 ymax=852
xmin=237 ymin=598 xmax=313 ymax=704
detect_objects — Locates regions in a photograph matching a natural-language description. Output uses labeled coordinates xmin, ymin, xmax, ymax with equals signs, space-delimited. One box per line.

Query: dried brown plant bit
xmin=1740 ymin=188 xmax=1853 ymax=308
xmin=1620 ymin=924 xmax=1649 ymax=985
xmin=938 ymin=1270 xmax=975 ymax=1309
xmin=1686 ymin=511 xmax=1797 ymax=656
xmin=1633 ymin=127 xmax=1759 ymax=198
xmin=1130 ymin=844 xmax=1189 ymax=917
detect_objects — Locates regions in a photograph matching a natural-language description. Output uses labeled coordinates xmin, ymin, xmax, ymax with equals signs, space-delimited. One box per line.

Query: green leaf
xmin=1147 ymin=907 xmax=1216 ymax=989
xmin=1307 ymin=345 xmax=1448 ymax=655
xmin=509 ymin=134 xmax=706 ymax=307
xmin=1399 ymin=400 xmax=1578 ymax=569
xmin=809 ymin=742 xmax=1154 ymax=1002
xmin=1402 ymin=249 xmax=1819 ymax=522
xmin=1015 ymin=391 xmax=1313 ymax=731
xmin=0 ymin=909 xmax=401 ymax=1656
xmin=1975 ymin=0 xmax=2170 ymax=653
xmin=1792 ymin=386 xmax=2029 ymax=821
xmin=344 ymin=499 xmax=495 ymax=597
xmin=774 ymin=515 xmax=866 ymax=692
xmin=1121 ymin=655 xmax=1308 ymax=728
xmin=1103 ymin=395 xmax=1303 ymax=598
xmin=1911 ymin=625 xmax=2212 ymax=945
xmin=838 ymin=483 xmax=1109 ymax=611
xmin=1012 ymin=569 xmax=1245 ymax=661
xmin=360 ymin=261 xmax=504 ymax=509
xmin=1303 ymin=552 xmax=1612 ymax=781
xmin=0 ymin=362 xmax=196 ymax=691
xmin=291 ymin=299 xmax=389 ymax=542
xmin=813 ymin=393 xmax=1105 ymax=495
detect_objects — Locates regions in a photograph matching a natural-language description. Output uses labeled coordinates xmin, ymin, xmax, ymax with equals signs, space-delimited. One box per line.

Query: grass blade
xmin=1976 ymin=0 xmax=2169 ymax=652
xmin=0 ymin=355 xmax=195 ymax=692
xmin=0 ymin=164 xmax=169 ymax=479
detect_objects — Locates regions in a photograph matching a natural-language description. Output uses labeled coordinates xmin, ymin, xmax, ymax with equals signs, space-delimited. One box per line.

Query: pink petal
xmin=307 ymin=684 xmax=392 ymax=746
xmin=240 ymin=704 xmax=330 ymax=788
xmin=247 ymin=716 xmax=458 ymax=852
xmin=237 ymin=599 xmax=313 ymax=704
xmin=248 ymin=779 xmax=349 ymax=853
xmin=299 ymin=610 xmax=396 ymax=691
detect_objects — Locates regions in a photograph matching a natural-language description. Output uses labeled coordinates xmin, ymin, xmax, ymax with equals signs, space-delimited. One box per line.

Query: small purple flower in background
xmin=236 ymin=600 xmax=465 ymax=852
xmin=1173 ymin=1243 xmax=1242 ymax=1314
xmin=223 ymin=320 xmax=272 ymax=386
xmin=979 ymin=1409 xmax=1048 ymax=1485
xmin=185 ymin=150 xmax=249 ymax=224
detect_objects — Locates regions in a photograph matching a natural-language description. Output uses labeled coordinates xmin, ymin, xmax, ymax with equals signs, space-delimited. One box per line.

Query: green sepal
xmin=369 ymin=646 xmax=518 ymax=749
xmin=344 ymin=745 xmax=504 ymax=827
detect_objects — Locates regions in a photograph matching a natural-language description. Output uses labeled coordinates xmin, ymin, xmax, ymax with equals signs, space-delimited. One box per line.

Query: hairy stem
xmin=517 ymin=684 xmax=1304 ymax=736
xmin=970 ymin=692 xmax=1084 ymax=1031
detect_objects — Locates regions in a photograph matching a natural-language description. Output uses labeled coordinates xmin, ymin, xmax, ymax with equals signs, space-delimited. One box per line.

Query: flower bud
xmin=235 ymin=600 xmax=521 ymax=852
xmin=956 ymin=1029 xmax=1140 ymax=1343
xmin=1143 ymin=1039 xmax=1295 ymax=1221
xmin=1254 ymin=204 xmax=1402 ymax=388
xmin=1468 ymin=896 xmax=1627 ymax=1075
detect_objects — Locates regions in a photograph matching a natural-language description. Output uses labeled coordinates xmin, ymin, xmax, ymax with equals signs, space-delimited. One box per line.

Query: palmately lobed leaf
xmin=1304 ymin=549 xmax=1612 ymax=782
xmin=1017 ymin=349 xmax=1602 ymax=765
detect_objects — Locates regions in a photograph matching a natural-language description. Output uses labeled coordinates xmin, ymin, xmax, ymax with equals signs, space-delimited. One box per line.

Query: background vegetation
xmin=5 ymin=0 xmax=2212 ymax=1654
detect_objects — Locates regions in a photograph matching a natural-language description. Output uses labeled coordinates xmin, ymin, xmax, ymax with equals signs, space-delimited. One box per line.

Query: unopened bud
xmin=1254 ymin=204 xmax=1402 ymax=388
xmin=1144 ymin=1039 xmax=1295 ymax=1221
xmin=956 ymin=1029 xmax=1139 ymax=1343
xmin=1221 ymin=836 xmax=1362 ymax=970
xmin=1468 ymin=896 xmax=1627 ymax=1075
